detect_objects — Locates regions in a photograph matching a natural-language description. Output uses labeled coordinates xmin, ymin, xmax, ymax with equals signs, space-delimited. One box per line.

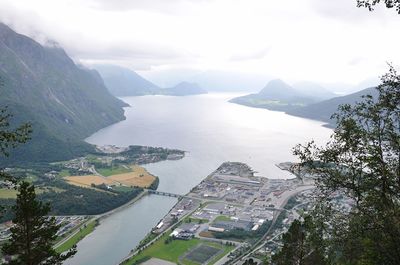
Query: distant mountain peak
xmin=258 ymin=79 xmax=306 ymax=100
xmin=94 ymin=65 xmax=160 ymax=96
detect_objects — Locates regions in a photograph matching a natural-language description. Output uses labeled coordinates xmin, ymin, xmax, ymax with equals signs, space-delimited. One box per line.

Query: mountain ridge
xmin=286 ymin=86 xmax=378 ymax=126
xmin=0 ymin=23 xmax=126 ymax=164
xmin=94 ymin=65 xmax=207 ymax=97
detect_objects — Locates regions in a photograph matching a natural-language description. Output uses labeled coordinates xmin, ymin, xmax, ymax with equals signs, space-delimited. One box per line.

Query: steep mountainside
xmin=286 ymin=87 xmax=377 ymax=126
xmin=160 ymin=82 xmax=207 ymax=96
xmin=94 ymin=65 xmax=160 ymax=96
xmin=230 ymin=79 xmax=315 ymax=111
xmin=0 ymin=23 xmax=126 ymax=164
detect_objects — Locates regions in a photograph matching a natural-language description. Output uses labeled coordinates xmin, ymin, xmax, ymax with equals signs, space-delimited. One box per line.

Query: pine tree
xmin=0 ymin=106 xmax=31 ymax=182
xmin=1 ymin=182 xmax=76 ymax=265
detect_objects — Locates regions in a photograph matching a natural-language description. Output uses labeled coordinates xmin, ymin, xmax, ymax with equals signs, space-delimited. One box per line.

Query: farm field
xmin=108 ymin=166 xmax=156 ymax=188
xmin=97 ymin=164 xmax=131 ymax=177
xmin=64 ymin=165 xmax=156 ymax=189
xmin=65 ymin=175 xmax=115 ymax=187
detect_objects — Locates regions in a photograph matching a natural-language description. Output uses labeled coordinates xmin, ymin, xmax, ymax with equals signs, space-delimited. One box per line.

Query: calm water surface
xmin=67 ymin=93 xmax=332 ymax=265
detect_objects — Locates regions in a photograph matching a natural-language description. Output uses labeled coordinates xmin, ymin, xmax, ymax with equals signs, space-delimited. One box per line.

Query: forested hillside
xmin=0 ymin=23 xmax=127 ymax=164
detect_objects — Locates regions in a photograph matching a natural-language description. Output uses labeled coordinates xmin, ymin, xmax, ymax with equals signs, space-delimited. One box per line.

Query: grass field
xmin=126 ymin=232 xmax=200 ymax=264
xmin=126 ymin=231 xmax=234 ymax=265
xmin=214 ymin=215 xmax=231 ymax=222
xmin=112 ymin=185 xmax=136 ymax=193
xmin=55 ymin=220 xmax=97 ymax=253
xmin=58 ymin=169 xmax=70 ymax=177
xmin=97 ymin=164 xmax=131 ymax=177
xmin=107 ymin=166 xmax=155 ymax=188
xmin=185 ymin=217 xmax=209 ymax=224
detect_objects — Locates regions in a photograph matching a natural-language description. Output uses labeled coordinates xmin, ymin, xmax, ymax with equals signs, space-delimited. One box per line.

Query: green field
xmin=112 ymin=185 xmax=136 ymax=193
xmin=55 ymin=220 xmax=97 ymax=253
xmin=125 ymin=231 xmax=234 ymax=265
xmin=97 ymin=164 xmax=132 ymax=177
xmin=214 ymin=215 xmax=231 ymax=222
xmin=126 ymin=232 xmax=200 ymax=264
xmin=58 ymin=169 xmax=70 ymax=177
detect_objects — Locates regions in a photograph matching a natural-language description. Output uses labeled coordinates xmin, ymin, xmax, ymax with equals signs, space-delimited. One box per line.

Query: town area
xmin=121 ymin=161 xmax=335 ymax=265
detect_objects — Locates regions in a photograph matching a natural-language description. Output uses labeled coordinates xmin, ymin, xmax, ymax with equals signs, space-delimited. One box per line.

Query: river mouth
xmin=67 ymin=93 xmax=331 ymax=265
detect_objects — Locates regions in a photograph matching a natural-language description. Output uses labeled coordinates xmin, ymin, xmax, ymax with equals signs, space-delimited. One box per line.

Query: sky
xmin=0 ymin=0 xmax=400 ymax=87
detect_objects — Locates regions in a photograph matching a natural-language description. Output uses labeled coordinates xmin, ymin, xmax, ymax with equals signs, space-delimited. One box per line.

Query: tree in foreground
xmin=1 ymin=182 xmax=76 ymax=265
xmin=271 ymin=216 xmax=326 ymax=265
xmin=357 ymin=0 xmax=400 ymax=13
xmin=272 ymin=66 xmax=400 ymax=264
xmin=0 ymin=106 xmax=31 ymax=181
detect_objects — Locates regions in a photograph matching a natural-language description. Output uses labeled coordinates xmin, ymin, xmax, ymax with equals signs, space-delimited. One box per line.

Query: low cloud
xmin=229 ymin=47 xmax=271 ymax=62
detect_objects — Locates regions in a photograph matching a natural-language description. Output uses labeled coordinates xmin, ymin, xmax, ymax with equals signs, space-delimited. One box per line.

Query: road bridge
xmin=146 ymin=189 xmax=183 ymax=198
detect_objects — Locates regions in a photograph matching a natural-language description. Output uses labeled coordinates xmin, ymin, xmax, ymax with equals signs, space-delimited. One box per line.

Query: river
xmin=66 ymin=93 xmax=332 ymax=265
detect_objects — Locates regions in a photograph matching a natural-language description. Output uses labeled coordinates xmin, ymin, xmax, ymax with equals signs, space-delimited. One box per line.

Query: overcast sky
xmin=1 ymin=0 xmax=400 ymax=85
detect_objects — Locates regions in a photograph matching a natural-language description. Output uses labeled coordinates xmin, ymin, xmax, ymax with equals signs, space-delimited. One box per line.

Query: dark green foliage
xmin=0 ymin=182 xmax=143 ymax=221
xmin=120 ymin=145 xmax=184 ymax=164
xmin=0 ymin=107 xmax=31 ymax=158
xmin=290 ymin=66 xmax=400 ymax=264
xmin=1 ymin=182 xmax=76 ymax=265
xmin=272 ymin=217 xmax=326 ymax=265
xmin=0 ymin=106 xmax=31 ymax=181
xmin=0 ymin=198 xmax=15 ymax=222
xmin=283 ymin=197 xmax=299 ymax=210
xmin=213 ymin=220 xmax=272 ymax=241
xmin=357 ymin=0 xmax=400 ymax=13
xmin=0 ymin=101 xmax=31 ymax=217
xmin=38 ymin=181 xmax=142 ymax=216
xmin=286 ymin=87 xmax=378 ymax=127
xmin=148 ymin=177 xmax=159 ymax=190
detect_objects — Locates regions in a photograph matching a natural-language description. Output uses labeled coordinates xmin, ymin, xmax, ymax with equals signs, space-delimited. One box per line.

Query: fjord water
xmin=67 ymin=93 xmax=332 ymax=265
xmin=88 ymin=93 xmax=332 ymax=193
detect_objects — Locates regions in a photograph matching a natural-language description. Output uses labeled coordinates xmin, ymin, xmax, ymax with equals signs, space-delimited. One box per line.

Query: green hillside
xmin=0 ymin=23 xmax=127 ymax=165
xmin=286 ymin=87 xmax=377 ymax=126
